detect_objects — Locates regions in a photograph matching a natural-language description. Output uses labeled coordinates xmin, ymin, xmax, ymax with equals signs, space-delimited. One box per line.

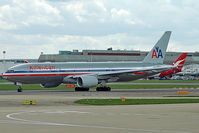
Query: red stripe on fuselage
xmin=2 ymin=73 xmax=91 ymax=77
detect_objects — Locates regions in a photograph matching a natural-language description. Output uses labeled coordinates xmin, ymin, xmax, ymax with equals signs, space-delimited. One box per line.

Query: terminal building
xmin=38 ymin=48 xmax=199 ymax=65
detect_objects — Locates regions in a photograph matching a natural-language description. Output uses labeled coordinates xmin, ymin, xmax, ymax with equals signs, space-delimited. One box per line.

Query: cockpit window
xmin=7 ymin=70 xmax=15 ymax=73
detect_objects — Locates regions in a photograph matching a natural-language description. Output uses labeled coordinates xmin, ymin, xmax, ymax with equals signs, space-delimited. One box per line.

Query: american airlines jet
xmin=3 ymin=31 xmax=172 ymax=92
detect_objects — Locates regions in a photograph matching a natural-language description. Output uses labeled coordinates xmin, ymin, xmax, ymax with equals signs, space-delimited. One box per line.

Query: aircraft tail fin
xmin=172 ymin=53 xmax=187 ymax=70
xmin=143 ymin=31 xmax=171 ymax=64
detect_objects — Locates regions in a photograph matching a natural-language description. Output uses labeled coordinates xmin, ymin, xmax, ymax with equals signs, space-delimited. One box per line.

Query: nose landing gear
xmin=15 ymin=82 xmax=22 ymax=92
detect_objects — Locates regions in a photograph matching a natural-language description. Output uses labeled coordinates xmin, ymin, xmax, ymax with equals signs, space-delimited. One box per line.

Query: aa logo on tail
xmin=152 ymin=46 xmax=163 ymax=58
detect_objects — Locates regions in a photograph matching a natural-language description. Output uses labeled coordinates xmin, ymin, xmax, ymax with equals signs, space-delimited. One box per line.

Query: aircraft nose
xmin=2 ymin=73 xmax=7 ymax=79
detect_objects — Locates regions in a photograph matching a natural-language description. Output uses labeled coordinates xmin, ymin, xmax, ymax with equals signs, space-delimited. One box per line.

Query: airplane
xmin=3 ymin=31 xmax=172 ymax=92
xmin=148 ymin=53 xmax=187 ymax=79
xmin=159 ymin=53 xmax=187 ymax=78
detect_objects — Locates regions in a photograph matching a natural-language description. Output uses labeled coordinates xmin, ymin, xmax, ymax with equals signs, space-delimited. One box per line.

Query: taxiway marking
xmin=6 ymin=110 xmax=191 ymax=133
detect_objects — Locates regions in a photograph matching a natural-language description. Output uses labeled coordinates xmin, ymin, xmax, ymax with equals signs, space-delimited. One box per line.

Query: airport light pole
xmin=2 ymin=51 xmax=6 ymax=75
xmin=3 ymin=51 xmax=6 ymax=63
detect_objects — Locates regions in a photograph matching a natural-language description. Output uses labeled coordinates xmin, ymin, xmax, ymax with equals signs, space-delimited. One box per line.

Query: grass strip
xmin=75 ymin=99 xmax=199 ymax=105
xmin=0 ymin=84 xmax=73 ymax=91
xmin=165 ymin=96 xmax=199 ymax=97
xmin=103 ymin=84 xmax=199 ymax=89
xmin=131 ymin=80 xmax=199 ymax=83
xmin=0 ymin=79 xmax=9 ymax=82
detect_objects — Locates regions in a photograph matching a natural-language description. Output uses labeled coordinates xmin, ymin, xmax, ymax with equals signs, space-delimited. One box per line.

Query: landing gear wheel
xmin=75 ymin=87 xmax=89 ymax=91
xmin=96 ymin=87 xmax=111 ymax=91
xmin=16 ymin=82 xmax=23 ymax=92
xmin=17 ymin=86 xmax=22 ymax=92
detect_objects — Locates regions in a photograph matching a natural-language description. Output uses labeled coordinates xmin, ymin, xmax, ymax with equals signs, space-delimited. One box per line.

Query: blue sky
xmin=0 ymin=0 xmax=199 ymax=59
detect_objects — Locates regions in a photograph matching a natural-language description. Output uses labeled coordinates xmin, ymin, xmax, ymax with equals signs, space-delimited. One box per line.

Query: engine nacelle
xmin=77 ymin=76 xmax=98 ymax=88
xmin=40 ymin=82 xmax=61 ymax=88
xmin=63 ymin=77 xmax=76 ymax=84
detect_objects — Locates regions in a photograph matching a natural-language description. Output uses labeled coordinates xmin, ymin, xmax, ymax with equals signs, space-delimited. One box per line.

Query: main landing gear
xmin=96 ymin=80 xmax=111 ymax=91
xmin=75 ymin=81 xmax=111 ymax=91
xmin=96 ymin=86 xmax=111 ymax=91
xmin=75 ymin=87 xmax=89 ymax=91
xmin=75 ymin=87 xmax=111 ymax=91
xmin=15 ymin=82 xmax=22 ymax=92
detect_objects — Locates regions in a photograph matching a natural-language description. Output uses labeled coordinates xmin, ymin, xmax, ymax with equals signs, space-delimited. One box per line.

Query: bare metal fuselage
xmin=3 ymin=62 xmax=170 ymax=84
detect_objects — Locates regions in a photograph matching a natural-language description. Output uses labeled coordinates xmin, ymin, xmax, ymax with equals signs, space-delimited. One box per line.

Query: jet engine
xmin=63 ymin=77 xmax=76 ymax=84
xmin=40 ymin=82 xmax=61 ymax=88
xmin=77 ymin=76 xmax=98 ymax=88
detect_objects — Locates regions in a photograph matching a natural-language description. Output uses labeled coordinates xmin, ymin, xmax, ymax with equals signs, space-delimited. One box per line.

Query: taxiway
xmin=0 ymin=89 xmax=198 ymax=133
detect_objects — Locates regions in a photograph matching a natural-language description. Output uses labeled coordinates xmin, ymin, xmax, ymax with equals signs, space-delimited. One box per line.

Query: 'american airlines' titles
xmin=29 ymin=65 xmax=55 ymax=70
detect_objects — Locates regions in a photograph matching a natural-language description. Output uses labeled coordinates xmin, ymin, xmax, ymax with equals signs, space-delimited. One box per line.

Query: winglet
xmin=143 ymin=31 xmax=171 ymax=64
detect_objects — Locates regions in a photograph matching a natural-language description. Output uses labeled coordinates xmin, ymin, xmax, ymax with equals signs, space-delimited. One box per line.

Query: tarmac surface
xmin=0 ymin=89 xmax=199 ymax=133
xmin=1 ymin=88 xmax=199 ymax=96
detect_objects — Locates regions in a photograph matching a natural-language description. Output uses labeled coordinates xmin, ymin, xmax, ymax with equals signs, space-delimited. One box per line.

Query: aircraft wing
xmin=95 ymin=65 xmax=173 ymax=82
xmin=70 ymin=65 xmax=173 ymax=82
xmin=99 ymin=65 xmax=172 ymax=76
